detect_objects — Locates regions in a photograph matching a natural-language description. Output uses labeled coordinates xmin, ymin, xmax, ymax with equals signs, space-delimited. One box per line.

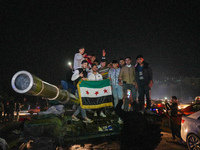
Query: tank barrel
xmin=11 ymin=71 xmax=79 ymax=104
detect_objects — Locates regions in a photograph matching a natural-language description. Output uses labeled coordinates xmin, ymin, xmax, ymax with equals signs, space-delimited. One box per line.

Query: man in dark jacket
xmin=135 ymin=55 xmax=153 ymax=110
xmin=169 ymin=96 xmax=181 ymax=142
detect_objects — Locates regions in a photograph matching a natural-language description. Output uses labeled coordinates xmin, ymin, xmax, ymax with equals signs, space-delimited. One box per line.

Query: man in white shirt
xmin=88 ymin=64 xmax=106 ymax=117
xmin=73 ymin=46 xmax=87 ymax=70
xmin=88 ymin=64 xmax=103 ymax=81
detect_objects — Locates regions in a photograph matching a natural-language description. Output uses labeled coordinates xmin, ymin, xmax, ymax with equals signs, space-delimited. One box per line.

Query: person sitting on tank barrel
xmin=71 ymin=60 xmax=93 ymax=123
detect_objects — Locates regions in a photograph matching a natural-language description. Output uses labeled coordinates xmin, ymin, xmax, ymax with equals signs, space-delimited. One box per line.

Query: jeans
xmin=61 ymin=80 xmax=76 ymax=94
xmin=112 ymin=85 xmax=123 ymax=107
xmin=138 ymin=80 xmax=151 ymax=110
xmin=73 ymin=106 xmax=87 ymax=118
xmin=123 ymin=83 xmax=136 ymax=111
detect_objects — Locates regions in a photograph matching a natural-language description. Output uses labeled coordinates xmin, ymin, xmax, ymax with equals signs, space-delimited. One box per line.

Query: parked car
xmin=181 ymin=111 xmax=200 ymax=150
xmin=171 ymin=103 xmax=200 ymax=126
xmin=179 ymin=103 xmax=200 ymax=116
xmin=151 ymin=100 xmax=165 ymax=116
xmin=162 ymin=103 xmax=200 ymax=129
xmin=178 ymin=102 xmax=192 ymax=110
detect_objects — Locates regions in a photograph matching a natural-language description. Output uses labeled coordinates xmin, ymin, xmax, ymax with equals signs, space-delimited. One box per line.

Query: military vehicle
xmin=11 ymin=71 xmax=162 ymax=150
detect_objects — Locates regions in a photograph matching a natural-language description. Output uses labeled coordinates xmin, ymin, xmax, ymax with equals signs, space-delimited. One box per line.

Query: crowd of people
xmin=65 ymin=46 xmax=153 ymax=123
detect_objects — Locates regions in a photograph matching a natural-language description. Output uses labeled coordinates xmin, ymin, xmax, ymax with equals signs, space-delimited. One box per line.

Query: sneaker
xmin=98 ymin=126 xmax=103 ymax=131
xmin=100 ymin=112 xmax=106 ymax=117
xmin=72 ymin=116 xmax=80 ymax=121
xmin=118 ymin=118 xmax=123 ymax=124
xmin=111 ymin=111 xmax=115 ymax=115
xmin=94 ymin=112 xmax=98 ymax=117
xmin=83 ymin=118 xmax=93 ymax=123
xmin=103 ymin=125 xmax=113 ymax=131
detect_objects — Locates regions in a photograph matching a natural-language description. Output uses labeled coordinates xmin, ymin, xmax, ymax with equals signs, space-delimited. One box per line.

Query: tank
xmin=11 ymin=71 xmax=162 ymax=150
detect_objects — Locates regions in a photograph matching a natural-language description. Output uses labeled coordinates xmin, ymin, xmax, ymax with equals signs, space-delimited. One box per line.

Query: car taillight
xmin=181 ymin=119 xmax=185 ymax=124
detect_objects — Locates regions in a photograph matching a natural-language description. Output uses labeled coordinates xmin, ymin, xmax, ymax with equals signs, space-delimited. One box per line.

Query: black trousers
xmin=138 ymin=80 xmax=151 ymax=110
xmin=170 ymin=117 xmax=181 ymax=140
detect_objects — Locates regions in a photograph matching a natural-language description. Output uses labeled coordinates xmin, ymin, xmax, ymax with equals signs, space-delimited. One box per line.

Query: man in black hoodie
xmin=135 ymin=55 xmax=153 ymax=111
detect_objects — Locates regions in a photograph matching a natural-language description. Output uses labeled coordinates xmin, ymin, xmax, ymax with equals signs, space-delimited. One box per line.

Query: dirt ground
xmin=61 ymin=132 xmax=187 ymax=150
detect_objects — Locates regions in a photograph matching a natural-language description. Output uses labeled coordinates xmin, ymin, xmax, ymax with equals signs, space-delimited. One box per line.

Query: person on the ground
xmin=88 ymin=64 xmax=106 ymax=117
xmin=118 ymin=57 xmax=137 ymax=111
xmin=135 ymin=55 xmax=153 ymax=111
xmin=73 ymin=46 xmax=87 ymax=70
xmin=71 ymin=60 xmax=93 ymax=123
xmin=169 ymin=96 xmax=181 ymax=142
xmin=108 ymin=60 xmax=123 ymax=107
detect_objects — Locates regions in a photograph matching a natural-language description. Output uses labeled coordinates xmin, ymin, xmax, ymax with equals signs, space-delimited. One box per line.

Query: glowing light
xmin=68 ymin=62 xmax=71 ymax=66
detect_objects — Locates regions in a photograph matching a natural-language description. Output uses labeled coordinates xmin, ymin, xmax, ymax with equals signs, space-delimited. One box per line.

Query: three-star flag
xmin=78 ymin=79 xmax=113 ymax=109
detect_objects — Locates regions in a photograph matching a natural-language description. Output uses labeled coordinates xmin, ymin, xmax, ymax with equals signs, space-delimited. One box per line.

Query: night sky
xmin=1 ymin=0 xmax=200 ymax=94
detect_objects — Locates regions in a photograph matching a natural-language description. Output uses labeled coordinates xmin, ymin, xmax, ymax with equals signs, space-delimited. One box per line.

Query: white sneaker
xmin=100 ymin=112 xmax=106 ymax=117
xmin=72 ymin=116 xmax=80 ymax=121
xmin=94 ymin=112 xmax=98 ymax=117
xmin=118 ymin=118 xmax=123 ymax=124
xmin=83 ymin=118 xmax=93 ymax=123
